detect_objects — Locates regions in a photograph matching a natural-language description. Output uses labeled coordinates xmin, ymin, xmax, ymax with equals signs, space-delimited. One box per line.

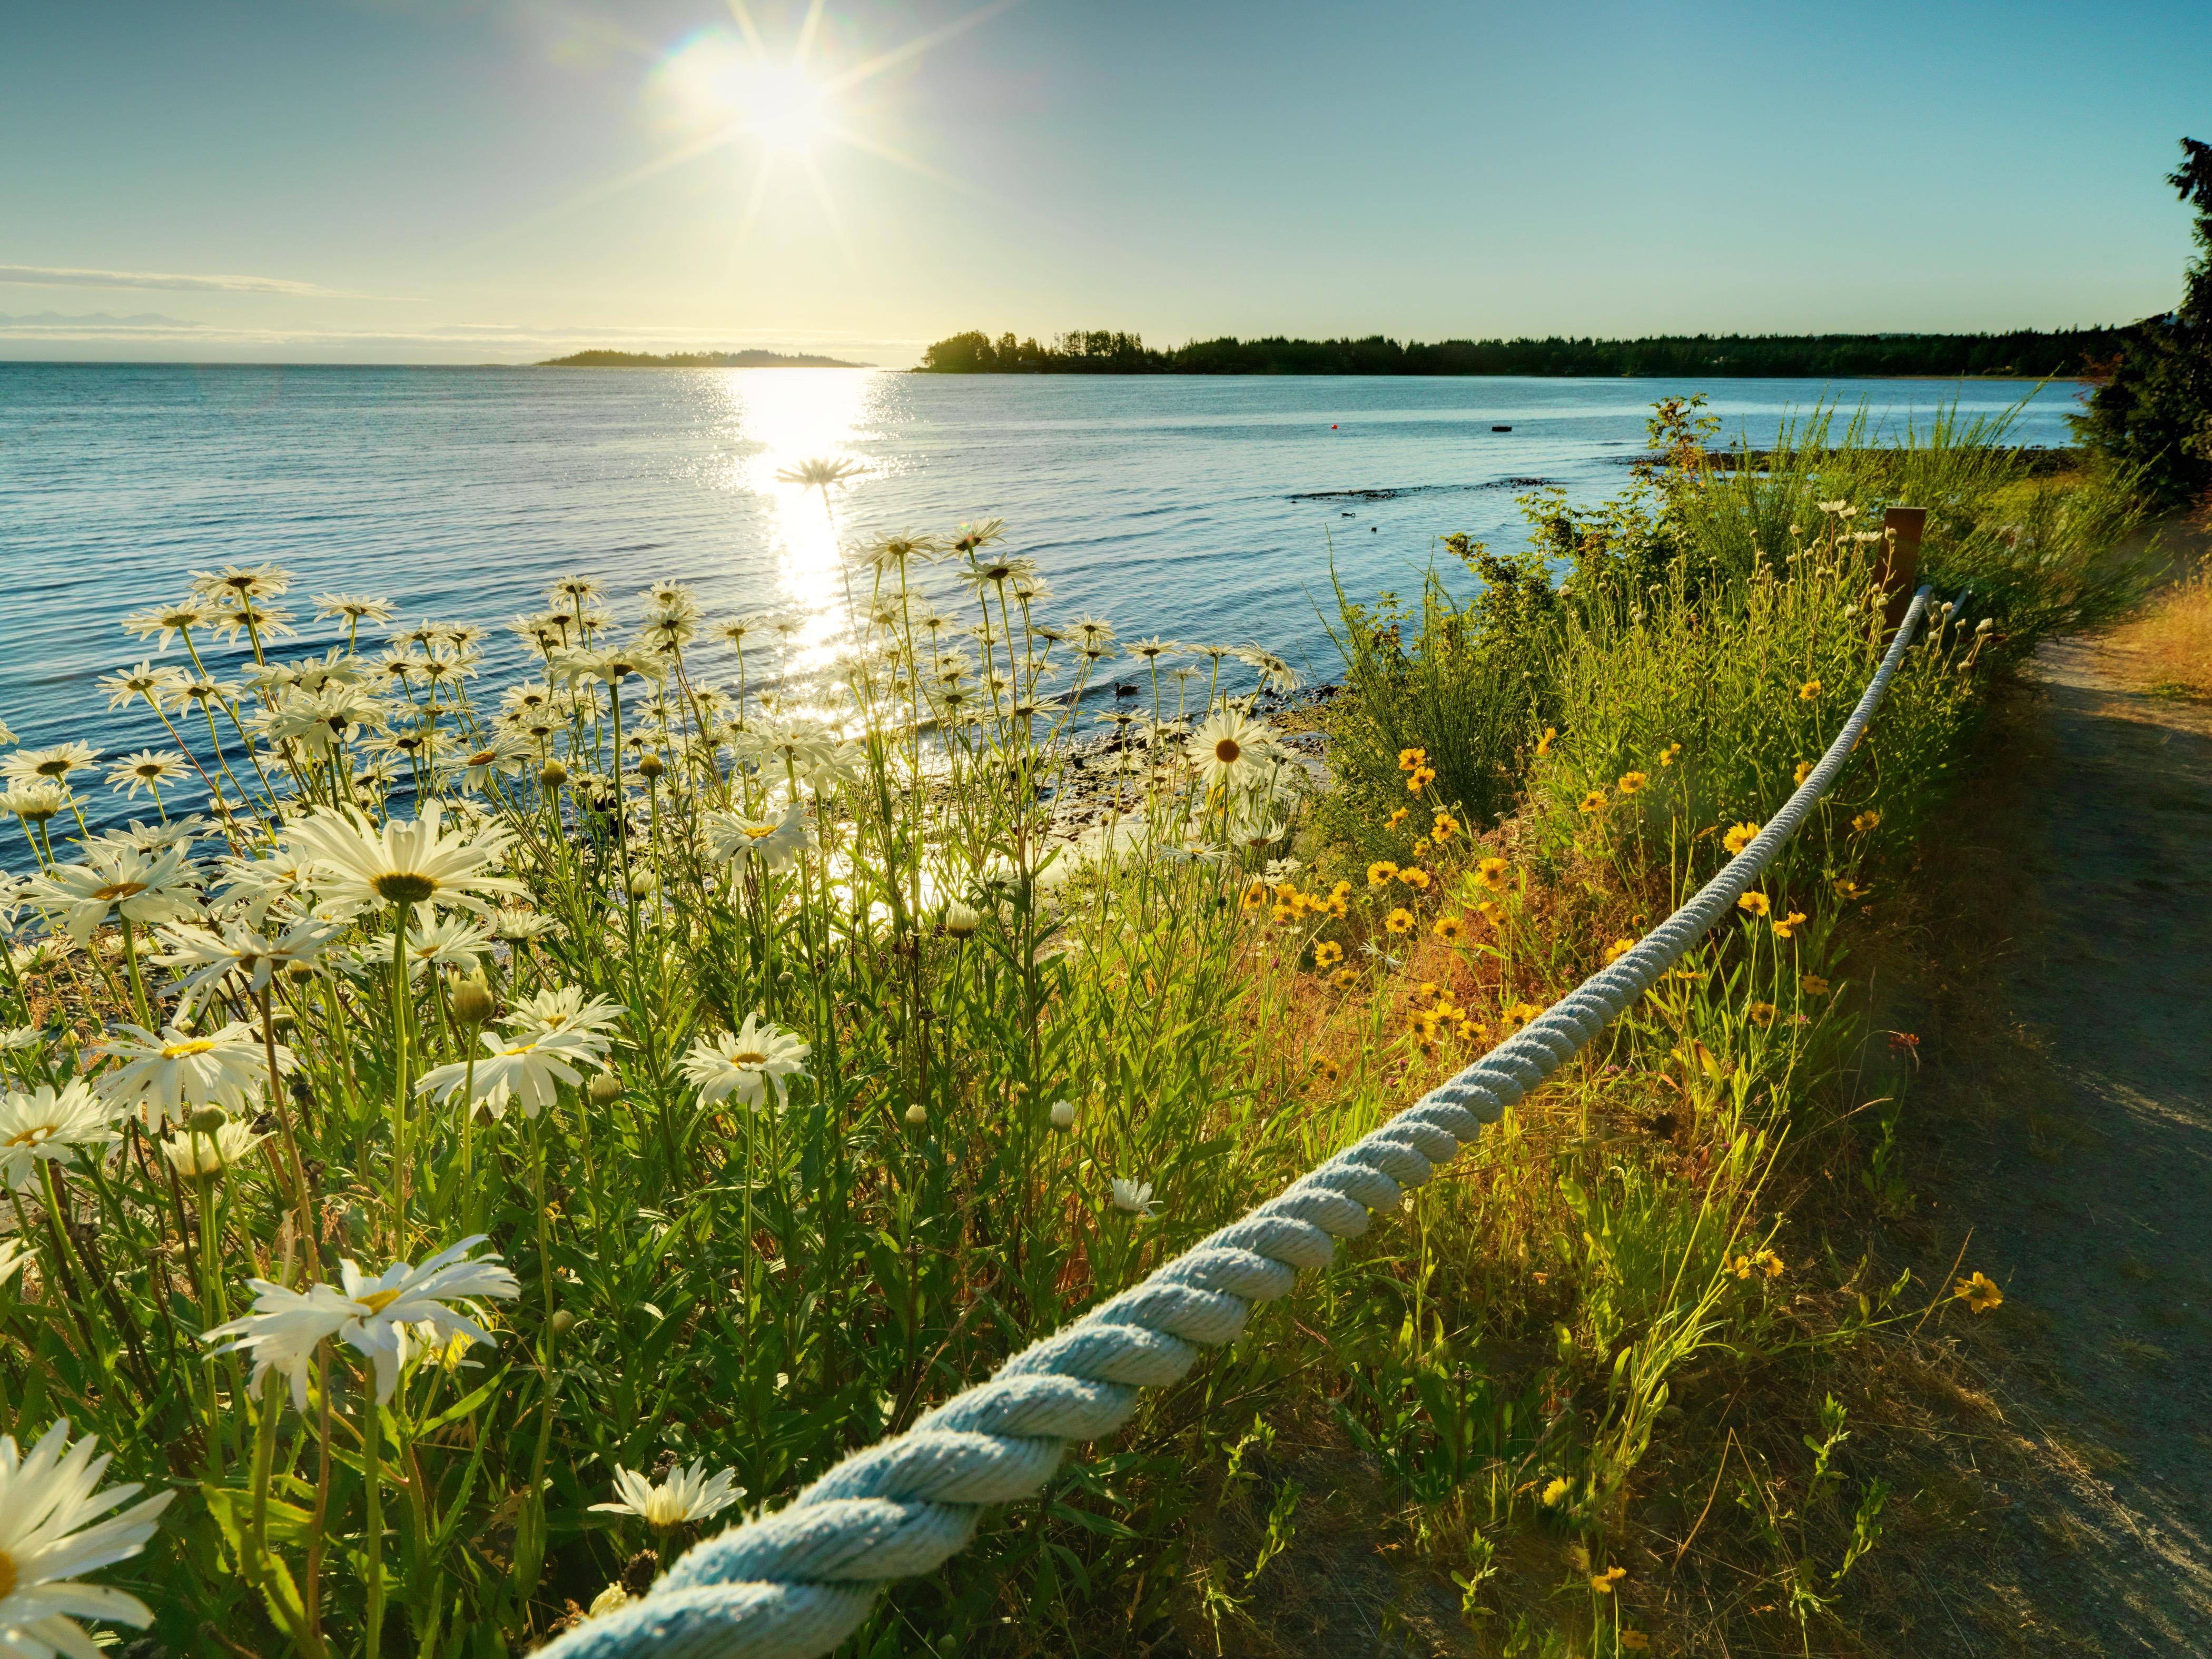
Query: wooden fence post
xmin=1880 ymin=507 xmax=1927 ymax=634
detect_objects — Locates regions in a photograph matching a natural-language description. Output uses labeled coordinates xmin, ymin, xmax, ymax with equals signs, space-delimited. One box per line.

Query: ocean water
xmin=0 ymin=364 xmax=2079 ymax=836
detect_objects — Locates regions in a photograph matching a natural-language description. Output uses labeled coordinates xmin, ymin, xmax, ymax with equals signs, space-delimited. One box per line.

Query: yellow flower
xmin=1604 ymin=937 xmax=1637 ymax=965
xmin=1324 ymin=892 xmax=1349 ymax=919
xmin=1541 ymin=1476 xmax=1571 ymax=1506
xmin=1800 ymin=973 xmax=1830 ymax=995
xmin=1591 ymin=1565 xmax=1626 ymax=1593
xmin=1723 ymin=821 xmax=1760 ymax=854
xmin=1772 ymin=909 xmax=1806 ymax=938
xmin=1407 ymin=765 xmax=1437 ymax=792
xmin=1397 ymin=867 xmax=1431 ymax=891
xmin=1433 ymin=914 xmax=1467 ymax=941
xmin=1834 ymin=877 xmax=1867 ymax=900
xmin=1406 ymin=1008 xmax=1440 ymax=1039
xmin=1621 ymin=1633 xmax=1650 ymax=1652
xmin=1853 ymin=809 xmax=1882 ymax=833
xmin=1332 ymin=879 xmax=1352 ymax=898
xmin=1658 ymin=740 xmax=1682 ymax=767
xmin=1240 ymin=883 xmax=1268 ymax=912
xmin=1330 ymin=967 xmax=1358 ymax=991
xmin=1314 ymin=940 xmax=1344 ymax=968
xmin=1955 ymin=1271 xmax=2003 ymax=1314
xmin=1430 ymin=812 xmax=1460 ymax=842
xmin=1475 ymin=855 xmax=1510 ymax=889
xmin=1455 ymin=1018 xmax=1484 ymax=1043
xmin=1270 ymin=903 xmax=1296 ymax=925
xmin=1748 ymin=1001 xmax=1775 ymax=1026
xmin=1535 ymin=726 xmax=1555 ymax=757
xmin=1386 ymin=807 xmax=1410 ymax=828
xmin=1737 ymin=891 xmax=1770 ymax=917
xmin=1313 ymin=1056 xmax=1342 ymax=1084
xmin=1799 ymin=678 xmax=1822 ymax=699
xmin=1410 ymin=836 xmax=1431 ymax=858
xmin=1385 ymin=907 xmax=1415 ymax=935
xmin=1617 ymin=770 xmax=1647 ymax=796
xmin=1397 ymin=747 xmax=1426 ymax=773
xmin=1793 ymin=760 xmax=1813 ymax=786
xmin=1578 ymin=789 xmax=1609 ymax=815
xmin=1274 ymin=881 xmax=1299 ymax=902
xmin=1367 ymin=861 xmax=1398 ymax=888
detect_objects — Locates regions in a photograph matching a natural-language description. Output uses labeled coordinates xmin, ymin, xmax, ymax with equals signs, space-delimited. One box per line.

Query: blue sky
xmin=1 ymin=0 xmax=2205 ymax=363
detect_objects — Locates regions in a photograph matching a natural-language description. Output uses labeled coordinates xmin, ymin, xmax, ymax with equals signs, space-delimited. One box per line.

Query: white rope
xmin=548 ymin=588 xmax=1937 ymax=1659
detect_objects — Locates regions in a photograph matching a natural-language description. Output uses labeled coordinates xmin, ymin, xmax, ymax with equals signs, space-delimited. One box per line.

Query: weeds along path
xmin=1930 ymin=633 xmax=2212 ymax=1649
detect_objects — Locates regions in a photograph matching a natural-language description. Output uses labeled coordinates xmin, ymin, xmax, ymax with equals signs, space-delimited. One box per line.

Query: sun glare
xmin=733 ymin=62 xmax=829 ymax=152
xmin=660 ymin=31 xmax=833 ymax=155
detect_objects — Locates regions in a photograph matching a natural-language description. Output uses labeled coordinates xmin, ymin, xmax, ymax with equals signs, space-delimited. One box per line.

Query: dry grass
xmin=2104 ymin=568 xmax=2212 ymax=698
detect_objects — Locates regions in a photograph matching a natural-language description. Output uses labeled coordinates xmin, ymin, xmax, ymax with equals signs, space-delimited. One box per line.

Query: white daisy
xmin=282 ymin=802 xmax=523 ymax=918
xmin=1187 ymin=707 xmax=1277 ymax=793
xmin=203 ymin=1236 xmax=518 ymax=1408
xmin=589 ymin=1459 xmax=745 ymax=1532
xmin=92 ymin=1022 xmax=282 ymax=1128
xmin=679 ymin=1015 xmax=809 ymax=1111
xmin=0 ymin=1418 xmax=176 ymax=1655
xmin=0 ymin=743 xmax=98 ymax=789
xmin=149 ymin=915 xmax=342 ymax=1001
xmin=1110 ymin=1177 xmax=1161 ymax=1217
xmin=702 ymin=803 xmax=809 ymax=872
xmin=372 ymin=914 xmax=496 ymax=983
xmin=414 ymin=1027 xmax=601 ymax=1120
xmin=161 ymin=1118 xmax=268 ymax=1181
xmin=501 ymin=987 xmax=624 ymax=1047
xmin=19 ymin=841 xmax=200 ymax=946
xmin=0 ymin=1083 xmax=119 ymax=1192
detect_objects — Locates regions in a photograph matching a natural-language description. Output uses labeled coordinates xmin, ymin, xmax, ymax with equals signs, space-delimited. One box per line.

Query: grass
xmin=2105 ymin=567 xmax=2212 ymax=697
xmin=0 ymin=399 xmax=2146 ymax=1658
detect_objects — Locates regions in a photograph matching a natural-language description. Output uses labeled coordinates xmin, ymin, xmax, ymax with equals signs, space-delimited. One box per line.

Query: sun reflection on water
xmin=709 ymin=367 xmax=882 ymax=669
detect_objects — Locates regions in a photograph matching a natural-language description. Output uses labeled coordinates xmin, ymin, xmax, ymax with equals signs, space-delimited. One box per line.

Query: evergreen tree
xmin=2077 ymin=139 xmax=2212 ymax=514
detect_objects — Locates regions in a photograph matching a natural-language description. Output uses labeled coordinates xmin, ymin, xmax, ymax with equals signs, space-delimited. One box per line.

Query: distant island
xmin=916 ymin=327 xmax=2132 ymax=379
xmin=539 ymin=348 xmax=871 ymax=368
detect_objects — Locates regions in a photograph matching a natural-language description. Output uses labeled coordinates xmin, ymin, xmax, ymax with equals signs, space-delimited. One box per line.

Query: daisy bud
xmin=549 ymin=1309 xmax=576 ymax=1336
xmin=540 ymin=761 xmax=569 ymax=787
xmin=589 ymin=1072 xmax=623 ymax=1105
xmin=638 ymin=754 xmax=666 ymax=781
xmin=903 ymin=1103 xmax=927 ymax=1126
xmin=1049 ymin=1099 xmax=1075 ymax=1131
xmin=451 ymin=973 xmax=497 ymax=1027
xmin=185 ymin=1106 xmax=229 ymax=1136
xmin=284 ymin=959 xmax=317 ymax=984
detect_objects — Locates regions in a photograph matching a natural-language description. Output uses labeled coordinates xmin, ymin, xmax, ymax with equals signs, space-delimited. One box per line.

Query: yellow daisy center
xmin=741 ymin=824 xmax=777 ymax=840
xmin=162 ymin=1039 xmax=218 ymax=1060
xmin=3 ymin=1125 xmax=54 ymax=1149
xmin=730 ymin=1050 xmax=768 ymax=1067
xmin=92 ymin=882 xmax=149 ymax=902
xmin=357 ymin=1288 xmax=404 ymax=1315
xmin=0 ymin=1548 xmax=16 ymax=1599
xmin=1214 ymin=738 xmax=1241 ymax=765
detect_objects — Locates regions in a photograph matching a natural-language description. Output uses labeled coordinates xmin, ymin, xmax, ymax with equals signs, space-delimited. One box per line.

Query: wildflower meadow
xmin=0 ymin=402 xmax=2144 ymax=1655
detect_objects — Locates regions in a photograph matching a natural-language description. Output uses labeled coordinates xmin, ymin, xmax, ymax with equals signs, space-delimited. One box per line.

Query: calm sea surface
xmin=0 ymin=365 xmax=2078 ymax=835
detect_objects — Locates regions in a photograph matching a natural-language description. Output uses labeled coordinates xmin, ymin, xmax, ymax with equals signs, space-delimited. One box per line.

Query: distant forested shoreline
xmin=916 ymin=327 xmax=2134 ymax=379
xmin=540 ymin=348 xmax=870 ymax=368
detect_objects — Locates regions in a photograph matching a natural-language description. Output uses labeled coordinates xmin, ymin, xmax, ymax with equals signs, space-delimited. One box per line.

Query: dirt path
xmin=1915 ymin=634 xmax=2212 ymax=1652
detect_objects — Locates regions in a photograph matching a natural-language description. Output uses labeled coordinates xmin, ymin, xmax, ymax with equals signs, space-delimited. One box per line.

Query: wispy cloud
xmin=0 ymin=263 xmax=378 ymax=298
xmin=0 ymin=310 xmax=199 ymax=329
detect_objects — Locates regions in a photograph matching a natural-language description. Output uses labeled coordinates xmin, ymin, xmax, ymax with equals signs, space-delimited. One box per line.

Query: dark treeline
xmin=917 ymin=327 xmax=2131 ymax=379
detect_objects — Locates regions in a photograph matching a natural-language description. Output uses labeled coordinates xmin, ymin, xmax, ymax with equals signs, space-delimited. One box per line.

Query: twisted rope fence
xmin=549 ymin=587 xmax=1938 ymax=1659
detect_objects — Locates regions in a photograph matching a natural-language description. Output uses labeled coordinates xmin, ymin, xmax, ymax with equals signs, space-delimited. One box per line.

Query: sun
xmin=658 ymin=32 xmax=835 ymax=155
xmin=729 ymin=61 xmax=829 ymax=152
